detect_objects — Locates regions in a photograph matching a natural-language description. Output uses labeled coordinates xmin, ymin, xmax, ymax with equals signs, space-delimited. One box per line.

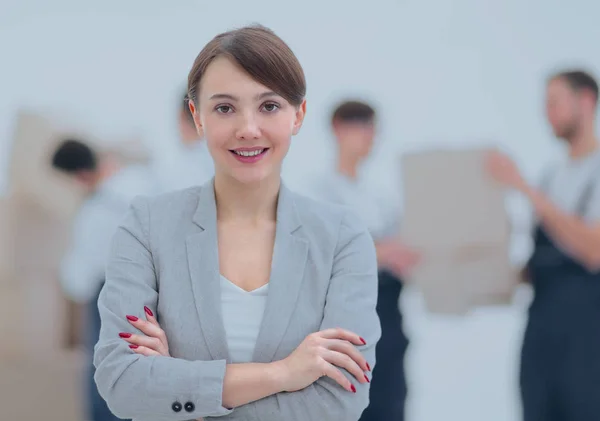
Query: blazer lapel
xmin=186 ymin=179 xmax=230 ymax=361
xmin=252 ymin=184 xmax=308 ymax=363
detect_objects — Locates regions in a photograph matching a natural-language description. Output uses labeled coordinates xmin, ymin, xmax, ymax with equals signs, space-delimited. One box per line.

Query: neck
xmin=567 ymin=123 xmax=598 ymax=159
xmin=213 ymin=173 xmax=280 ymax=224
xmin=336 ymin=153 xmax=361 ymax=179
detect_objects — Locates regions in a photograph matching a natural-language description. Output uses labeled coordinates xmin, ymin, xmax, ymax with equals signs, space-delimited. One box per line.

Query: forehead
xmin=547 ymin=78 xmax=574 ymax=99
xmin=199 ymin=56 xmax=269 ymax=97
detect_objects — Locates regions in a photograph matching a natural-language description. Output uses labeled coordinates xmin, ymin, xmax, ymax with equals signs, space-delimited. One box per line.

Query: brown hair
xmin=331 ymin=100 xmax=376 ymax=125
xmin=550 ymin=69 xmax=599 ymax=104
xmin=187 ymin=24 xmax=306 ymax=107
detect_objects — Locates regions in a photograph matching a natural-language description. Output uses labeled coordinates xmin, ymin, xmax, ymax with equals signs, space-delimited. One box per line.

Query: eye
xmin=215 ymin=105 xmax=233 ymax=114
xmin=261 ymin=102 xmax=280 ymax=113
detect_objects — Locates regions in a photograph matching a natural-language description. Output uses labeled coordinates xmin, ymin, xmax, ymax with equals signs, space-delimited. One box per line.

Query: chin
xmin=228 ymin=168 xmax=278 ymax=186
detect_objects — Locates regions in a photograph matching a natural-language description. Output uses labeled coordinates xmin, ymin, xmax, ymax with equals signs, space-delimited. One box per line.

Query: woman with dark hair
xmin=93 ymin=25 xmax=380 ymax=420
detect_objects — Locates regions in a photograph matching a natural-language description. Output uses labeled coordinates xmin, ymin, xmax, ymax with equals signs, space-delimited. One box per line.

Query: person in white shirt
xmin=160 ymin=91 xmax=215 ymax=191
xmin=54 ymin=139 xmax=156 ymax=421
xmin=306 ymin=100 xmax=419 ymax=421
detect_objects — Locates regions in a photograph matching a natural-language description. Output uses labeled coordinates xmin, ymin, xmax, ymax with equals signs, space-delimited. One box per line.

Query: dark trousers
xmin=85 ymin=284 xmax=128 ymax=421
xmin=359 ymin=271 xmax=408 ymax=421
xmin=520 ymin=307 xmax=600 ymax=421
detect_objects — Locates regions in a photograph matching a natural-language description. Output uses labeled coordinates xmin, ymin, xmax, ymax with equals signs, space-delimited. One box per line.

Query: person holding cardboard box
xmin=487 ymin=69 xmax=600 ymax=421
xmin=303 ymin=100 xmax=419 ymax=421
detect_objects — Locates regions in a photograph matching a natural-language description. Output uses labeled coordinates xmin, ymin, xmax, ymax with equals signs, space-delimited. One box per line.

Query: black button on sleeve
xmin=184 ymin=402 xmax=196 ymax=412
xmin=172 ymin=402 xmax=182 ymax=413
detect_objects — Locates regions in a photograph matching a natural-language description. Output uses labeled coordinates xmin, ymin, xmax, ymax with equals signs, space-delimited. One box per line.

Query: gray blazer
xmin=94 ymin=179 xmax=381 ymax=421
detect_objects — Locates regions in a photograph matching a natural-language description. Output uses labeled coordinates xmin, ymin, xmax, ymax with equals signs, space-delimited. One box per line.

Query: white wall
xmin=1 ymin=1 xmax=598 ymax=420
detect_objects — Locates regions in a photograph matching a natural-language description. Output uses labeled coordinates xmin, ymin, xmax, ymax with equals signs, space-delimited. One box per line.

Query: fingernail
xmin=351 ymin=384 xmax=356 ymax=393
xmin=364 ymin=375 xmax=370 ymax=383
xmin=119 ymin=332 xmax=132 ymax=338
xmin=126 ymin=315 xmax=138 ymax=322
xmin=366 ymin=362 xmax=371 ymax=371
xmin=360 ymin=337 xmax=366 ymax=345
xmin=129 ymin=344 xmax=138 ymax=349
xmin=144 ymin=306 xmax=154 ymax=317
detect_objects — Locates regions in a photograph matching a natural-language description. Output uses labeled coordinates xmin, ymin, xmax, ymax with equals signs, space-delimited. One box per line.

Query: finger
xmin=322 ymin=349 xmax=368 ymax=385
xmin=126 ymin=315 xmax=167 ymax=344
xmin=321 ymin=362 xmax=356 ymax=393
xmin=143 ymin=306 xmax=160 ymax=328
xmin=317 ymin=328 xmax=366 ymax=346
xmin=129 ymin=345 xmax=161 ymax=357
xmin=326 ymin=339 xmax=370 ymax=372
xmin=119 ymin=333 xmax=167 ymax=355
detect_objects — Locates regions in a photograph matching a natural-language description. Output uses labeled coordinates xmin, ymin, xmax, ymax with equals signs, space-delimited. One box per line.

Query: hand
xmin=119 ymin=306 xmax=170 ymax=357
xmin=377 ymin=240 xmax=421 ymax=277
xmin=278 ymin=328 xmax=371 ymax=393
xmin=485 ymin=150 xmax=527 ymax=191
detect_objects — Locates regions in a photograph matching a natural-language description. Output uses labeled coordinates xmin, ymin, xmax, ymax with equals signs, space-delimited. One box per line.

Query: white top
xmin=60 ymin=164 xmax=159 ymax=303
xmin=543 ymin=149 xmax=600 ymax=222
xmin=220 ymin=275 xmax=269 ymax=363
xmin=304 ymin=167 xmax=401 ymax=241
xmin=522 ymin=148 xmax=600 ymax=258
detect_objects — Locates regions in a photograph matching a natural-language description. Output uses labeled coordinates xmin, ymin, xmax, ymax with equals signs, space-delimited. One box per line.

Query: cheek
xmin=547 ymin=105 xmax=571 ymax=126
xmin=202 ymin=117 xmax=232 ymax=148
xmin=262 ymin=115 xmax=295 ymax=148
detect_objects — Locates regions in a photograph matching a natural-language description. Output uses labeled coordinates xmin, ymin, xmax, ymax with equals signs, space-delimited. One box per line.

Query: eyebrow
xmin=208 ymin=91 xmax=279 ymax=101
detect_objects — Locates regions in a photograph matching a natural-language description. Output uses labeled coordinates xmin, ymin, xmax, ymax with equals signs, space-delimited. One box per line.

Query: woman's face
xmin=190 ymin=56 xmax=306 ymax=186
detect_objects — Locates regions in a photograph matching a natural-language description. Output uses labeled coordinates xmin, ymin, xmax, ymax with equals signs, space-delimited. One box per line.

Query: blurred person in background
xmin=161 ymin=91 xmax=215 ymax=191
xmin=487 ymin=69 xmax=600 ymax=421
xmin=54 ymin=138 xmax=156 ymax=421
xmin=305 ymin=100 xmax=419 ymax=421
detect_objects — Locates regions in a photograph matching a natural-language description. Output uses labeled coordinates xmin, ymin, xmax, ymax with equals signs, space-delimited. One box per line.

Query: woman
xmin=94 ymin=24 xmax=381 ymax=421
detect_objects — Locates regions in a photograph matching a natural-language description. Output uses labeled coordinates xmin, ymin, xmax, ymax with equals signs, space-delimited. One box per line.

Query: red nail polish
xmin=364 ymin=375 xmax=370 ymax=383
xmin=126 ymin=315 xmax=138 ymax=322
xmin=366 ymin=362 xmax=371 ymax=371
xmin=144 ymin=306 xmax=154 ymax=317
xmin=360 ymin=337 xmax=367 ymax=345
xmin=351 ymin=384 xmax=356 ymax=393
xmin=129 ymin=344 xmax=138 ymax=349
xmin=119 ymin=332 xmax=132 ymax=338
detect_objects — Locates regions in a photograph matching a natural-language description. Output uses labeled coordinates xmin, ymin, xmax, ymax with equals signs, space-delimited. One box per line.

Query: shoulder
xmin=289 ymin=189 xmax=373 ymax=249
xmin=128 ymin=185 xmax=202 ymax=228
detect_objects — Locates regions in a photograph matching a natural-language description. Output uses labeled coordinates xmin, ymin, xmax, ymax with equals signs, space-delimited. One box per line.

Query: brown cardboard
xmin=399 ymin=148 xmax=519 ymax=314
xmin=0 ymin=350 xmax=86 ymax=421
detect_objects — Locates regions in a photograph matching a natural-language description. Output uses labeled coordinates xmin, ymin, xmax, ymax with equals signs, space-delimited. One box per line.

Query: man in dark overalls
xmin=488 ymin=69 xmax=600 ymax=421
xmin=305 ymin=100 xmax=420 ymax=421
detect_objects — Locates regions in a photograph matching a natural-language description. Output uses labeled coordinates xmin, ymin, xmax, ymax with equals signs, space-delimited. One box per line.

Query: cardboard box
xmin=400 ymin=148 xmax=519 ymax=314
xmin=0 ymin=350 xmax=86 ymax=421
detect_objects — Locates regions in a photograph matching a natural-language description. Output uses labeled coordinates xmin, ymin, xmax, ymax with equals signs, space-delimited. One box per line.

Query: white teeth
xmin=234 ymin=149 xmax=264 ymax=157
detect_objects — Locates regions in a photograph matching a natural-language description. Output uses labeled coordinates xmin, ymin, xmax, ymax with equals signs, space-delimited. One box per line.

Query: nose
xmin=235 ymin=112 xmax=261 ymax=140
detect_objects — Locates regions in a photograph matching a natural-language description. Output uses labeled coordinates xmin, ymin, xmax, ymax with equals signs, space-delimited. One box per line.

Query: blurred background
xmin=1 ymin=0 xmax=599 ymax=420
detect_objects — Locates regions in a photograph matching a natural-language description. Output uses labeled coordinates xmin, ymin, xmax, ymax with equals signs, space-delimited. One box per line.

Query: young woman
xmin=93 ymin=25 xmax=381 ymax=421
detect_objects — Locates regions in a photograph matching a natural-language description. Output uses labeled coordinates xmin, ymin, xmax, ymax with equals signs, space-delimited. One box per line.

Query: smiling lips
xmin=230 ymin=147 xmax=269 ymax=163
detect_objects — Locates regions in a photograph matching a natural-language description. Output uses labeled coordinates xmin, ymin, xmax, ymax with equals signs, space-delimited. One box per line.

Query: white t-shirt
xmin=60 ymin=164 xmax=159 ymax=303
xmin=520 ymin=148 xmax=600 ymax=261
xmin=302 ymin=167 xmax=401 ymax=242
xmin=542 ymin=149 xmax=600 ymax=222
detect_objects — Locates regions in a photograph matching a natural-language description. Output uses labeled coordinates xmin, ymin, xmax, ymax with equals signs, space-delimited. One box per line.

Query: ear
xmin=188 ymin=100 xmax=204 ymax=138
xmin=292 ymin=99 xmax=307 ymax=136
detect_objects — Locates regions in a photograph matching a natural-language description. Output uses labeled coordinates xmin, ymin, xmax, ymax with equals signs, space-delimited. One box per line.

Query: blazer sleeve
xmin=254 ymin=209 xmax=382 ymax=420
xmin=93 ymin=196 xmax=233 ymax=420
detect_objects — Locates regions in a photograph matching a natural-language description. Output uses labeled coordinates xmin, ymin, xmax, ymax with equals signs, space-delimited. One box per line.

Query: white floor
xmin=401 ymin=285 xmax=532 ymax=421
